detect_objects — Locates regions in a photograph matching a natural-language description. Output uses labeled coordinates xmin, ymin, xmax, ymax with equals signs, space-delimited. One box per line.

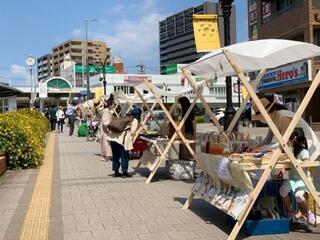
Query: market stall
xmin=113 ymin=90 xmax=152 ymax=117
xmin=133 ymin=80 xmax=209 ymax=183
xmin=181 ymin=39 xmax=320 ymax=239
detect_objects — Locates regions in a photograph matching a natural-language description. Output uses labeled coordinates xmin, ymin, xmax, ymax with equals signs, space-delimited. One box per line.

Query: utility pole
xmin=99 ymin=57 xmax=108 ymax=95
xmin=83 ymin=18 xmax=97 ymax=100
xmin=220 ymin=0 xmax=236 ymax=130
xmin=136 ymin=64 xmax=145 ymax=74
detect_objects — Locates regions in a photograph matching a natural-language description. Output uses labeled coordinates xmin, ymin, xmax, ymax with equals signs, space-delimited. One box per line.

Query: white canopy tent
xmin=113 ymin=90 xmax=154 ymax=116
xmin=181 ymin=39 xmax=320 ymax=240
xmin=185 ymin=39 xmax=320 ymax=78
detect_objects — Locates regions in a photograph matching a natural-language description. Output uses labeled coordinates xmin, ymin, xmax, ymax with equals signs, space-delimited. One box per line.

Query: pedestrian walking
xmin=56 ymin=106 xmax=65 ymax=133
xmin=48 ymin=105 xmax=57 ymax=132
xmin=108 ymin=107 xmax=141 ymax=178
xmin=100 ymin=95 xmax=115 ymax=161
xmin=66 ymin=101 xmax=77 ymax=136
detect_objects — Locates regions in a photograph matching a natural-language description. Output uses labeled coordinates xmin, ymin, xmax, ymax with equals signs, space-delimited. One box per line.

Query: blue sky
xmin=0 ymin=0 xmax=247 ymax=85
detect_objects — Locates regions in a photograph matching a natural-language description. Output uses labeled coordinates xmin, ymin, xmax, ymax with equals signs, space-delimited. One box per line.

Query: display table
xmin=135 ymin=135 xmax=196 ymax=183
xmin=183 ymin=152 xmax=320 ymax=236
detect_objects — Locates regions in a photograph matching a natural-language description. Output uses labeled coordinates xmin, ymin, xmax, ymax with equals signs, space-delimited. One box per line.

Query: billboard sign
xmin=74 ymin=65 xmax=116 ymax=74
xmin=258 ymin=60 xmax=311 ymax=90
xmin=193 ymin=14 xmax=220 ymax=52
xmin=123 ymin=75 xmax=152 ymax=83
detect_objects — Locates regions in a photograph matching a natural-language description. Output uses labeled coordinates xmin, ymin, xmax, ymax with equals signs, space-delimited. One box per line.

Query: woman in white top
xmin=108 ymin=108 xmax=141 ymax=178
xmin=56 ymin=106 xmax=65 ymax=133
xmin=100 ymin=95 xmax=115 ymax=161
xmin=251 ymin=94 xmax=319 ymax=222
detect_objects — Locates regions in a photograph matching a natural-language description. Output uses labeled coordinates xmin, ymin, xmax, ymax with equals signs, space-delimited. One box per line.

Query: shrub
xmin=0 ymin=109 xmax=49 ymax=169
xmin=195 ymin=115 xmax=205 ymax=123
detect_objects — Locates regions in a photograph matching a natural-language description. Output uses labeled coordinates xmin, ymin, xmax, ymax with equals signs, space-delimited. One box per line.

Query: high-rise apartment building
xmin=37 ymin=39 xmax=111 ymax=87
xmin=247 ymin=0 xmax=320 ymax=122
xmin=159 ymin=1 xmax=236 ymax=74
xmin=37 ymin=54 xmax=52 ymax=82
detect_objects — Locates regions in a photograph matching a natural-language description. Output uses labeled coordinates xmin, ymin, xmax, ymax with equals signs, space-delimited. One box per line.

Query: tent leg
xmin=182 ymin=192 xmax=195 ymax=210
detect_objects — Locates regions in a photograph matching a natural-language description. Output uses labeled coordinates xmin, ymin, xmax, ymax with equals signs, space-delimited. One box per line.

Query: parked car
xmin=212 ymin=103 xmax=251 ymax=126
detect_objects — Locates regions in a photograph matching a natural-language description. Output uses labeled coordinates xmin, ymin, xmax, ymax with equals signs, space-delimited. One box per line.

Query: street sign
xmin=165 ymin=64 xmax=177 ymax=75
xmin=74 ymin=65 xmax=116 ymax=74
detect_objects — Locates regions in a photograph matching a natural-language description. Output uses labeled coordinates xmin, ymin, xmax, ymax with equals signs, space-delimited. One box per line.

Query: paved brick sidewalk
xmin=1 ymin=127 xmax=320 ymax=240
xmin=58 ymin=130 xmax=320 ymax=240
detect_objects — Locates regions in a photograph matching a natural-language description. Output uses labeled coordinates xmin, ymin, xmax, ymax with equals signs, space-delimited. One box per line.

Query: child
xmin=279 ymin=130 xmax=316 ymax=224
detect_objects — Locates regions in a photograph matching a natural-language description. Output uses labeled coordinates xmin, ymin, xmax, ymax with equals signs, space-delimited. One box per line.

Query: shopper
xmin=66 ymin=101 xmax=77 ymax=136
xmin=279 ymin=129 xmax=316 ymax=224
xmin=177 ymin=96 xmax=196 ymax=160
xmin=49 ymin=105 xmax=57 ymax=132
xmin=43 ymin=107 xmax=49 ymax=120
xmin=108 ymin=107 xmax=141 ymax=178
xmin=56 ymin=106 xmax=65 ymax=133
xmin=250 ymin=93 xmax=320 ymax=161
xmin=100 ymin=95 xmax=115 ymax=161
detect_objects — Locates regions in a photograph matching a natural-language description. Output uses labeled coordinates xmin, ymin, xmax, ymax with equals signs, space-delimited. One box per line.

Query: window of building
xmin=185 ymin=24 xmax=193 ymax=32
xmin=276 ymin=0 xmax=296 ymax=12
xmin=313 ymin=0 xmax=320 ymax=8
xmin=167 ymin=30 xmax=175 ymax=38
xmin=250 ymin=24 xmax=257 ymax=38
xmin=160 ymin=20 xmax=166 ymax=28
xmin=194 ymin=5 xmax=204 ymax=14
xmin=0 ymin=97 xmax=9 ymax=113
xmin=160 ymin=34 xmax=167 ymax=40
xmin=175 ymin=12 xmax=184 ymax=21
xmin=167 ymin=16 xmax=175 ymax=24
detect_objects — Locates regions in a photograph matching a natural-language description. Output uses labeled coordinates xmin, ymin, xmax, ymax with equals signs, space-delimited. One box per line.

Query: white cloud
xmin=79 ymin=0 xmax=165 ymax=72
xmin=10 ymin=64 xmax=27 ymax=77
xmin=112 ymin=4 xmax=125 ymax=12
xmin=91 ymin=15 xmax=164 ymax=72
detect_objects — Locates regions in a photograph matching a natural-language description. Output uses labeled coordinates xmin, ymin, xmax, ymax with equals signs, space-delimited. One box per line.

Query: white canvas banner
xmin=39 ymin=82 xmax=48 ymax=98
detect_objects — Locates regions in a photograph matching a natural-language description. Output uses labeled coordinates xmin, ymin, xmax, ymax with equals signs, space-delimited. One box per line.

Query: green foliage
xmin=195 ymin=115 xmax=205 ymax=123
xmin=0 ymin=109 xmax=49 ymax=169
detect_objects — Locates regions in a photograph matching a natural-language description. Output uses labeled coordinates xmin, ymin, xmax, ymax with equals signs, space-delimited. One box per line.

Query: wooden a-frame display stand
xmin=134 ymin=80 xmax=209 ymax=183
xmin=132 ymin=82 xmax=195 ymax=142
xmin=181 ymin=49 xmax=320 ymax=240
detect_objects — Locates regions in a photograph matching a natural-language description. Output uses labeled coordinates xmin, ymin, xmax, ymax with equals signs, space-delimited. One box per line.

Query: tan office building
xmin=248 ymin=0 xmax=320 ymax=122
xmin=52 ymin=39 xmax=111 ymax=87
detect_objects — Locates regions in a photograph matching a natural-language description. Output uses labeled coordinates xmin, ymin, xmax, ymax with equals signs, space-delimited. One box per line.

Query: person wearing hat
xmin=100 ymin=94 xmax=115 ymax=162
xmin=108 ymin=107 xmax=141 ymax=178
xmin=251 ymin=93 xmax=320 ymax=160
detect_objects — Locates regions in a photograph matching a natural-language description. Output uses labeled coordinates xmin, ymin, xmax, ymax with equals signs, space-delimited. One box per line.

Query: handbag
xmin=106 ymin=116 xmax=132 ymax=133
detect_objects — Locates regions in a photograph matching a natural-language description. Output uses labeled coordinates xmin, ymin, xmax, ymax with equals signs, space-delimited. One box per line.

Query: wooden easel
xmin=134 ymin=80 xmax=208 ymax=183
xmin=132 ymin=84 xmax=189 ymax=143
xmin=182 ymin=49 xmax=320 ymax=240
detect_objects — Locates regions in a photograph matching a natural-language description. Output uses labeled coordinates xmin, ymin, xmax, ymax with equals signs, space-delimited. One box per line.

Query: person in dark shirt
xmin=48 ymin=105 xmax=57 ymax=132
